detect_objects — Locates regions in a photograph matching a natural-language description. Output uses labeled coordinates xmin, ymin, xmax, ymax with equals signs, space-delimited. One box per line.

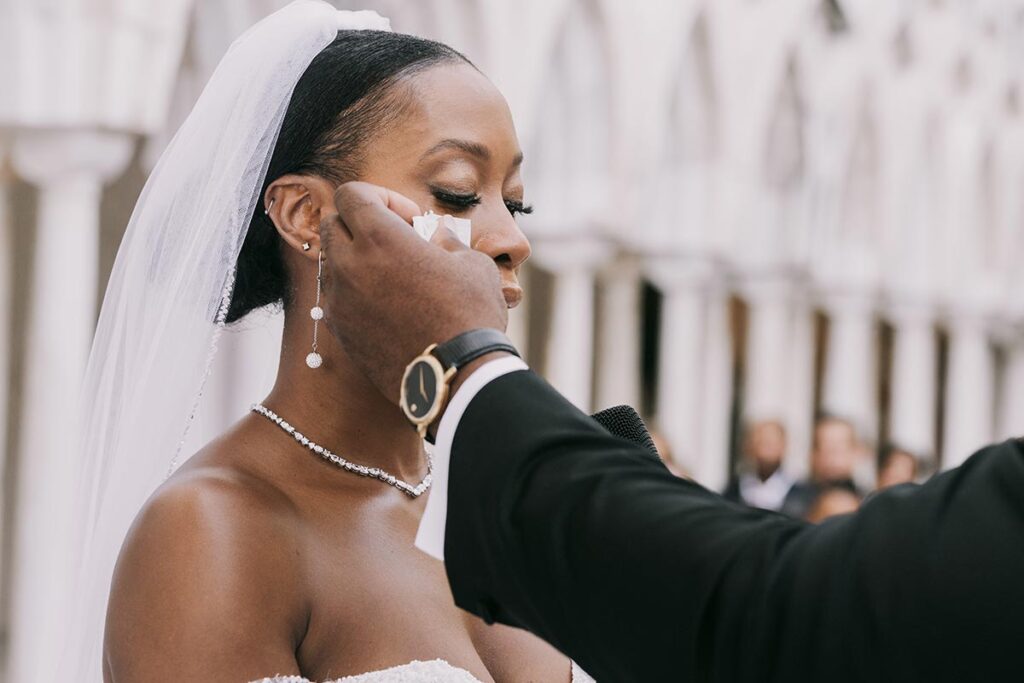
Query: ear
xmin=263 ymin=174 xmax=336 ymax=260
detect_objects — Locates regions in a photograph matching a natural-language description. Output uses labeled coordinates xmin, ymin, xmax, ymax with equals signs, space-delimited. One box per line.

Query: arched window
xmin=839 ymin=98 xmax=880 ymax=245
xmin=763 ymin=57 xmax=805 ymax=194
xmin=526 ymin=0 xmax=612 ymax=231
xmin=660 ymin=12 xmax=718 ymax=249
xmin=667 ymin=13 xmax=718 ymax=169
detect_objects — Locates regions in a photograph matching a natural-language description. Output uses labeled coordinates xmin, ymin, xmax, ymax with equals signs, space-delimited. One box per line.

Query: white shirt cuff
xmin=415 ymin=355 xmax=529 ymax=560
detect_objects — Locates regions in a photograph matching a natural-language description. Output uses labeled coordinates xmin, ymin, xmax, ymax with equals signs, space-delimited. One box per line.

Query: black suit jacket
xmin=443 ymin=370 xmax=1024 ymax=682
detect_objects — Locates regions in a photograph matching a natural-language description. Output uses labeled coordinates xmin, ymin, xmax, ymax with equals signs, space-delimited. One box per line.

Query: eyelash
xmin=431 ymin=188 xmax=534 ymax=217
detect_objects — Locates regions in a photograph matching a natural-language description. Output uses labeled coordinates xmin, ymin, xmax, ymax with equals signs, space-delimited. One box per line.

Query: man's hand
xmin=319 ymin=181 xmax=508 ymax=402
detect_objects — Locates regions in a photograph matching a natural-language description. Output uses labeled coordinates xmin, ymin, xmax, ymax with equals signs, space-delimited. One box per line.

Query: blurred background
xmin=1 ymin=0 xmax=1024 ymax=679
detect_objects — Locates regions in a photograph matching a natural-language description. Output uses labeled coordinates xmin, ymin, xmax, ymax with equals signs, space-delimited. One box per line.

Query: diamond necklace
xmin=251 ymin=403 xmax=432 ymax=498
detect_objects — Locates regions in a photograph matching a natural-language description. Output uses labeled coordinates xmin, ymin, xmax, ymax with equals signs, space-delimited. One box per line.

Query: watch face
xmin=402 ymin=358 xmax=441 ymax=422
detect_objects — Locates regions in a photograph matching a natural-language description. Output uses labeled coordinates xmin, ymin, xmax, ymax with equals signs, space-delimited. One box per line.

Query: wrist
xmin=426 ymin=350 xmax=512 ymax=440
xmin=448 ymin=350 xmax=513 ymax=402
xmin=400 ymin=329 xmax=518 ymax=441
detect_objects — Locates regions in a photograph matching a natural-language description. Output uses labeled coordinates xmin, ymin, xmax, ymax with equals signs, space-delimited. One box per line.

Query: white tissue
xmin=412 ymin=212 xmax=471 ymax=246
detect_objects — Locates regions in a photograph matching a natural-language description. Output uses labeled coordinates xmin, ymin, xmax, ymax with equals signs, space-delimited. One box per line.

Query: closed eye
xmin=431 ymin=187 xmax=534 ymax=218
xmin=504 ymin=199 xmax=534 ymax=217
xmin=431 ymin=188 xmax=481 ymax=211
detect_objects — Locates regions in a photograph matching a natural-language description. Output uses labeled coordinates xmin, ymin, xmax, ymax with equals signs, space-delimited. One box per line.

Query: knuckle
xmin=332 ymin=182 xmax=355 ymax=205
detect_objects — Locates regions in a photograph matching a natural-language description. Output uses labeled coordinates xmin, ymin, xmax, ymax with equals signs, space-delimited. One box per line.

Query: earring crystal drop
xmin=306 ymin=250 xmax=324 ymax=369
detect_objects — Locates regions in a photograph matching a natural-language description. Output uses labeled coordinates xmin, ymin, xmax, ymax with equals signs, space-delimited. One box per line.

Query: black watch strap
xmin=433 ymin=329 xmax=519 ymax=371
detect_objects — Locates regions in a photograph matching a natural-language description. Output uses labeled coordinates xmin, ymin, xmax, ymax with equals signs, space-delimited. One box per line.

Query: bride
xmin=65 ymin=2 xmax=593 ymax=682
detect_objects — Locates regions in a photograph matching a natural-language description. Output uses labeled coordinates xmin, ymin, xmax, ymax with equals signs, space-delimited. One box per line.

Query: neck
xmin=260 ymin=308 xmax=425 ymax=484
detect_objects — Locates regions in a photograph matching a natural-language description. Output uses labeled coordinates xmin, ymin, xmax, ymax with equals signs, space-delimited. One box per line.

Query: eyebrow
xmin=421 ymin=138 xmax=524 ymax=167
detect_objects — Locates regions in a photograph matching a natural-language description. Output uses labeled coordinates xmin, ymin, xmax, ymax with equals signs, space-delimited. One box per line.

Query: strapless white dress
xmin=252 ymin=658 xmax=596 ymax=682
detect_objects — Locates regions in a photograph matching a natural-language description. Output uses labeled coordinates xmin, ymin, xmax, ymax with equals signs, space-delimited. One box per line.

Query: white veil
xmin=62 ymin=2 xmax=391 ymax=678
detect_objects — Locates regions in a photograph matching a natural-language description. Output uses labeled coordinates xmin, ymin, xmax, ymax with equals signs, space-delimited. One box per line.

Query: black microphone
xmin=590 ymin=405 xmax=662 ymax=463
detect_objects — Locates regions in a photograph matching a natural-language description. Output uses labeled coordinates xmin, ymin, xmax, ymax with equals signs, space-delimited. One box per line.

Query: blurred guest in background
xmin=723 ymin=419 xmax=795 ymax=512
xmin=810 ymin=414 xmax=864 ymax=486
xmin=876 ymin=444 xmax=920 ymax=489
xmin=785 ymin=414 xmax=867 ymax=519
xmin=805 ymin=482 xmax=862 ymax=523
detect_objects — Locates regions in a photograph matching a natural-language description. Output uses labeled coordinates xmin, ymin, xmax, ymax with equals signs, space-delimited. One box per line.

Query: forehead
xmin=375 ymin=62 xmax=522 ymax=166
xmin=752 ymin=422 xmax=784 ymax=437
xmin=818 ymin=420 xmax=854 ymax=439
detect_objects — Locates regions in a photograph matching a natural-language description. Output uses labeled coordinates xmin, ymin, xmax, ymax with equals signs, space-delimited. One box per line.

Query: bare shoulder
xmin=122 ymin=458 xmax=303 ymax=573
xmin=133 ymin=447 xmax=301 ymax=550
xmin=105 ymin=447 xmax=308 ymax=681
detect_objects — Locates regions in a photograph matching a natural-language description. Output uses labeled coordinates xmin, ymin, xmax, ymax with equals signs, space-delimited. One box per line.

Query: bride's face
xmin=354 ymin=62 xmax=532 ymax=309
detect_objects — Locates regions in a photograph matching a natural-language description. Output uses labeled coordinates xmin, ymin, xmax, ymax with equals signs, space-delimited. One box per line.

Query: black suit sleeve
xmin=721 ymin=476 xmax=741 ymax=503
xmin=443 ymin=370 xmax=1024 ymax=683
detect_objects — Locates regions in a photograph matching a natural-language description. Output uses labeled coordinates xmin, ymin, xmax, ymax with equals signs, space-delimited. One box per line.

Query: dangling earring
xmin=306 ymin=249 xmax=325 ymax=369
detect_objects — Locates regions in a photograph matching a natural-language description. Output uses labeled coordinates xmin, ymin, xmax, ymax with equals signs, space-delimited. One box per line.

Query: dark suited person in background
xmin=722 ymin=419 xmax=799 ymax=513
xmin=319 ymin=181 xmax=1024 ymax=683
xmin=785 ymin=413 xmax=869 ymax=519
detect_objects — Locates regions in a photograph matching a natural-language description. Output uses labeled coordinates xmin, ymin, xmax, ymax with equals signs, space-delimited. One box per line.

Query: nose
xmin=471 ymin=204 xmax=531 ymax=273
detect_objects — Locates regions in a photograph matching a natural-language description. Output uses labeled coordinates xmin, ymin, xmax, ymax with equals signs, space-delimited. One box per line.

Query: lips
xmin=503 ymin=285 xmax=523 ymax=309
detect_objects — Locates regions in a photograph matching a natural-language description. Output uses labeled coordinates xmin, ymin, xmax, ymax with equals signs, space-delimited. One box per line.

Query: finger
xmin=333 ymin=181 xmax=420 ymax=244
xmin=429 ymin=216 xmax=471 ymax=254
xmin=380 ymin=187 xmax=421 ymax=226
xmin=318 ymin=212 xmax=354 ymax=276
xmin=319 ymin=212 xmax=352 ymax=246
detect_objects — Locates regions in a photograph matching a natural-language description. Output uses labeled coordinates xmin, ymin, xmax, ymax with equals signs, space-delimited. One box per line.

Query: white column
xmin=998 ymin=335 xmax=1024 ymax=440
xmin=595 ymin=256 xmax=642 ymax=410
xmin=649 ymin=259 xmax=716 ymax=482
xmin=821 ymin=292 xmax=878 ymax=441
xmin=743 ymin=276 xmax=793 ymax=421
xmin=0 ymin=147 xmax=13 ymax=647
xmin=888 ymin=303 xmax=937 ymax=458
xmin=697 ymin=280 xmax=734 ymax=491
xmin=0 ymin=166 xmax=10 ymax=437
xmin=744 ymin=276 xmax=816 ymax=482
xmin=8 ymin=129 xmax=133 ymax=683
xmin=943 ymin=313 xmax=995 ymax=468
xmin=785 ymin=293 xmax=817 ymax=481
xmin=534 ymin=238 xmax=610 ymax=411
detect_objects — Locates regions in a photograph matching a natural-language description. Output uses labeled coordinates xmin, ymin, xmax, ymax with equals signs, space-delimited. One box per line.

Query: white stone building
xmin=1 ymin=0 xmax=1023 ymax=679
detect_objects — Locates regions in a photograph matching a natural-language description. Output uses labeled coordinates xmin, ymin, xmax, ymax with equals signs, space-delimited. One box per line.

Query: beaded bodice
xmin=251 ymin=659 xmax=482 ymax=682
xmin=252 ymin=658 xmax=597 ymax=682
